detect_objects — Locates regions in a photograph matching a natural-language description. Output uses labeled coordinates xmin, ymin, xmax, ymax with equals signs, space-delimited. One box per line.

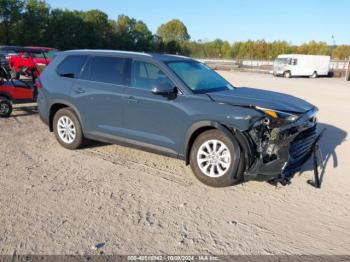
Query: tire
xmin=0 ymin=97 xmax=12 ymax=118
xmin=311 ymin=71 xmax=318 ymax=78
xmin=284 ymin=71 xmax=291 ymax=78
xmin=189 ymin=129 xmax=244 ymax=187
xmin=53 ymin=108 xmax=85 ymax=149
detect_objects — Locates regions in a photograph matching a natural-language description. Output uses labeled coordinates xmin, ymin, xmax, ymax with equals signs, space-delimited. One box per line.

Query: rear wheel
xmin=190 ymin=129 xmax=243 ymax=187
xmin=53 ymin=108 xmax=85 ymax=149
xmin=0 ymin=97 xmax=12 ymax=118
xmin=311 ymin=71 xmax=318 ymax=78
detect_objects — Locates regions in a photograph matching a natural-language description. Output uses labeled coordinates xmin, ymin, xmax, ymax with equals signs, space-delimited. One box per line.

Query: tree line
xmin=1 ymin=0 xmax=350 ymax=60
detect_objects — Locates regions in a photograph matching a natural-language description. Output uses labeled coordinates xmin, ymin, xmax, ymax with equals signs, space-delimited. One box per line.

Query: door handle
xmin=127 ymin=96 xmax=138 ymax=103
xmin=74 ymin=88 xmax=85 ymax=94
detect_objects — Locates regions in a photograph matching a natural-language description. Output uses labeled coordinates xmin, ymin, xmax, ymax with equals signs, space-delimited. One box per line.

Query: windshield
xmin=274 ymin=58 xmax=289 ymax=65
xmin=275 ymin=57 xmax=297 ymax=65
xmin=167 ymin=61 xmax=234 ymax=93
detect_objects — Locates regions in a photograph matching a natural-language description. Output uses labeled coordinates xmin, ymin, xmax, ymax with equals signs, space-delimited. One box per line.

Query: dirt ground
xmin=0 ymin=72 xmax=349 ymax=255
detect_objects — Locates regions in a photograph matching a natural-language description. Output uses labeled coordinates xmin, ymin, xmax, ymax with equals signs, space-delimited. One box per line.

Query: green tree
xmin=268 ymin=41 xmax=291 ymax=59
xmin=297 ymin=41 xmax=328 ymax=55
xmin=183 ymin=40 xmax=205 ymax=57
xmin=221 ymin=41 xmax=232 ymax=58
xmin=115 ymin=15 xmax=153 ymax=51
xmin=20 ymin=0 xmax=50 ymax=45
xmin=231 ymin=42 xmax=243 ymax=58
xmin=156 ymin=19 xmax=190 ymax=43
xmin=237 ymin=40 xmax=255 ymax=59
xmin=332 ymin=45 xmax=350 ymax=60
xmin=81 ymin=9 xmax=112 ymax=48
xmin=0 ymin=0 xmax=25 ymax=44
xmin=45 ymin=9 xmax=90 ymax=49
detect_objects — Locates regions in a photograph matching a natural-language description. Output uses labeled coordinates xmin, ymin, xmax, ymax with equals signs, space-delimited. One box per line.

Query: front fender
xmin=183 ymin=120 xmax=240 ymax=165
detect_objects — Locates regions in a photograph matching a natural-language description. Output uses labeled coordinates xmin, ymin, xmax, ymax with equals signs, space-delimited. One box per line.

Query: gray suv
xmin=38 ymin=50 xmax=319 ymax=187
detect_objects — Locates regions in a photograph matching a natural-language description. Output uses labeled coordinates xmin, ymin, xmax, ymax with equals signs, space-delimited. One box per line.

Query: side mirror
xmin=151 ymin=83 xmax=177 ymax=97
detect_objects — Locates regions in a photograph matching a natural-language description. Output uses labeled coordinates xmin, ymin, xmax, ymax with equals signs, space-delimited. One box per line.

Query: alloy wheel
xmin=57 ymin=116 xmax=76 ymax=144
xmin=0 ymin=103 xmax=10 ymax=115
xmin=196 ymin=139 xmax=231 ymax=177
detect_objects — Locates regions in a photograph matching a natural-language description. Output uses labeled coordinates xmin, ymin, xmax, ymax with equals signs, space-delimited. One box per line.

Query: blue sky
xmin=45 ymin=0 xmax=349 ymax=45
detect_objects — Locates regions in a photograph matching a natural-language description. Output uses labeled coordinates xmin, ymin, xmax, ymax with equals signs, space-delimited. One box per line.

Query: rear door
xmin=71 ymin=55 xmax=131 ymax=137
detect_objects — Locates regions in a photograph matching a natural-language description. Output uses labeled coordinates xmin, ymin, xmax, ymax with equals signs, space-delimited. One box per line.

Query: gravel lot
xmin=0 ymin=72 xmax=349 ymax=255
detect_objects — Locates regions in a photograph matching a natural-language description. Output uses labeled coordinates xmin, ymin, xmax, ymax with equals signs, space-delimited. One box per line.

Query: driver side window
xmin=131 ymin=61 xmax=173 ymax=90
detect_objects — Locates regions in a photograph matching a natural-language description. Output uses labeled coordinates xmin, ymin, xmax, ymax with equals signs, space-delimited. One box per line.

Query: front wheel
xmin=190 ymin=129 xmax=243 ymax=187
xmin=284 ymin=71 xmax=291 ymax=78
xmin=53 ymin=108 xmax=85 ymax=149
xmin=0 ymin=97 xmax=12 ymax=118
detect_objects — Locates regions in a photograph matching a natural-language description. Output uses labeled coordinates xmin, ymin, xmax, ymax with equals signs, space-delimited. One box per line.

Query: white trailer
xmin=273 ymin=54 xmax=330 ymax=78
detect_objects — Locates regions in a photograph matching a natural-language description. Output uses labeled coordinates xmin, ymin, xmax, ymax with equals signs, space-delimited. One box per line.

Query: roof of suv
xmin=63 ymin=49 xmax=193 ymax=62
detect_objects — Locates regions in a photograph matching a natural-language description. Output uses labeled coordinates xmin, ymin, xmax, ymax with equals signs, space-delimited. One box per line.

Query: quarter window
xmin=88 ymin=56 xmax=129 ymax=85
xmin=132 ymin=61 xmax=173 ymax=90
xmin=56 ymin=55 xmax=88 ymax=78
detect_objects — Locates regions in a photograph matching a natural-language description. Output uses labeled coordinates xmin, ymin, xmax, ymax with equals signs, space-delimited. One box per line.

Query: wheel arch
xmin=184 ymin=121 xmax=241 ymax=165
xmin=284 ymin=70 xmax=291 ymax=77
xmin=0 ymin=92 xmax=13 ymax=102
xmin=49 ymin=101 xmax=83 ymax=132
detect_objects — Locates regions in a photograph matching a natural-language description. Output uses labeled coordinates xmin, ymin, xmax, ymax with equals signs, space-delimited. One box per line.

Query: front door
xmin=122 ymin=60 xmax=189 ymax=155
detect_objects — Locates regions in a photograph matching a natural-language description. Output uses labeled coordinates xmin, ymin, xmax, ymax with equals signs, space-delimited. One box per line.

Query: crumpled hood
xmin=207 ymin=87 xmax=314 ymax=113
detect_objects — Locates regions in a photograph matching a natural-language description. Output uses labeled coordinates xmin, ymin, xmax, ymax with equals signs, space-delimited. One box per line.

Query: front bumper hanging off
xmin=243 ymin=108 xmax=322 ymax=183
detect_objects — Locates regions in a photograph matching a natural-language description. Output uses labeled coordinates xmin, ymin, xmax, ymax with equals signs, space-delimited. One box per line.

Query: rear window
xmin=87 ymin=56 xmax=129 ymax=85
xmin=56 ymin=55 xmax=88 ymax=78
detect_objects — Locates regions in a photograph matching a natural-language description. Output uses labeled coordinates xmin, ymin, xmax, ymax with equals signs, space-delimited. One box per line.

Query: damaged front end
xmin=242 ymin=107 xmax=319 ymax=183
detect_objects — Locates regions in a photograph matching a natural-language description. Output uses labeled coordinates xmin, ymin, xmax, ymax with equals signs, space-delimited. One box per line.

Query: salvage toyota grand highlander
xmin=38 ymin=50 xmax=319 ymax=187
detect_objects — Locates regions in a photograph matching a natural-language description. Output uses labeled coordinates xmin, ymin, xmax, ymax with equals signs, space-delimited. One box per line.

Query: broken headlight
xmin=256 ymin=106 xmax=300 ymax=124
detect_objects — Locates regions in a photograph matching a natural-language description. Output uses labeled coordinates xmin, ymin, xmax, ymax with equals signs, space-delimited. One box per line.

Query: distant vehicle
xmin=0 ymin=46 xmax=51 ymax=117
xmin=38 ymin=50 xmax=320 ymax=187
xmin=0 ymin=46 xmax=57 ymax=81
xmin=273 ymin=54 xmax=330 ymax=78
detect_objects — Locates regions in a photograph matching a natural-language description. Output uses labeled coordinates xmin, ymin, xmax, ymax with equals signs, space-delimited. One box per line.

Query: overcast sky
xmin=45 ymin=0 xmax=349 ymax=45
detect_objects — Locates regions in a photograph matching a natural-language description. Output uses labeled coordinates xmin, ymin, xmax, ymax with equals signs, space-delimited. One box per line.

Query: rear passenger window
xmin=88 ymin=56 xmax=129 ymax=85
xmin=56 ymin=55 xmax=88 ymax=78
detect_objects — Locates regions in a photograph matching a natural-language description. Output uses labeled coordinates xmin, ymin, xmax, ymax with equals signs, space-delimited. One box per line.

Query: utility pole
xmin=331 ymin=35 xmax=336 ymax=58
